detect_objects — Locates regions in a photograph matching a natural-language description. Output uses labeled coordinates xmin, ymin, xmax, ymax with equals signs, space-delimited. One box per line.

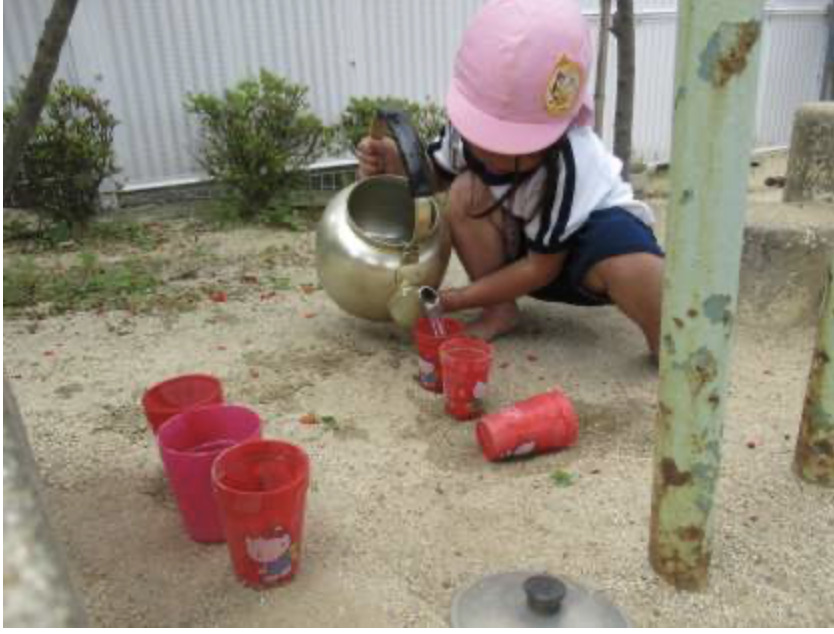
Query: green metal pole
xmin=794 ymin=256 xmax=834 ymax=486
xmin=648 ymin=0 xmax=765 ymax=591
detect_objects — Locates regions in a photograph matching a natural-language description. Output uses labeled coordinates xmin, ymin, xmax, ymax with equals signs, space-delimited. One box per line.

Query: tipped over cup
xmin=476 ymin=388 xmax=578 ymax=461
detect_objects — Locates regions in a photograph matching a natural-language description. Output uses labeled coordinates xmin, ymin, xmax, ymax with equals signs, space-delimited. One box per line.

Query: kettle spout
xmin=388 ymin=285 xmax=422 ymax=329
xmin=387 ymin=262 xmax=425 ymax=329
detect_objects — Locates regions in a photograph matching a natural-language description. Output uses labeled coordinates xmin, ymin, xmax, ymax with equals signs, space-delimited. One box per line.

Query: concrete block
xmin=784 ymin=102 xmax=834 ymax=204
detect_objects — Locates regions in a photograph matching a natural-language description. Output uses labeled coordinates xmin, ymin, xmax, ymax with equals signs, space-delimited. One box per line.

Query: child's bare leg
xmin=446 ymin=172 xmax=520 ymax=340
xmin=583 ymin=253 xmax=664 ymax=357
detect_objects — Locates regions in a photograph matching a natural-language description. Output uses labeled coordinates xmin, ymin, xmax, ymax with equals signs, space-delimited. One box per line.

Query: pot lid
xmin=450 ymin=571 xmax=630 ymax=628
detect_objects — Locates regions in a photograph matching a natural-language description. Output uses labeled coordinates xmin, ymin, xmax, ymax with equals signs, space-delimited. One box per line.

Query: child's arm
xmin=441 ymin=251 xmax=567 ymax=311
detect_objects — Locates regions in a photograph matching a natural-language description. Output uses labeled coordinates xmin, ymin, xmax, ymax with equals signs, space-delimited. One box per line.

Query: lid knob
xmin=523 ymin=575 xmax=567 ymax=616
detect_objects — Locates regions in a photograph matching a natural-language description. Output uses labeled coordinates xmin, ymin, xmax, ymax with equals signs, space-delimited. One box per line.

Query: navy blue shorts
xmin=522 ymin=207 xmax=664 ymax=306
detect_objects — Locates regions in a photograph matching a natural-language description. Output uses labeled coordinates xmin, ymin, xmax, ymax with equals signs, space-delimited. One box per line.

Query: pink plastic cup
xmin=476 ymin=388 xmax=579 ymax=461
xmin=439 ymin=336 xmax=494 ymax=420
xmin=156 ymin=404 xmax=261 ymax=543
xmin=413 ymin=317 xmax=465 ymax=392
xmin=142 ymin=374 xmax=224 ymax=434
xmin=212 ymin=440 xmax=310 ymax=588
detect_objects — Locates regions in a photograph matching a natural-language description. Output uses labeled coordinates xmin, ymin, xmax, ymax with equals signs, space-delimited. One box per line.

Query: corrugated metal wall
xmin=3 ymin=0 xmax=831 ymax=190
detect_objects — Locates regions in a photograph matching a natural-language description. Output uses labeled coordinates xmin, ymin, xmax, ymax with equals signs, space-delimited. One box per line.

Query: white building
xmin=4 ymin=0 xmax=832 ymax=191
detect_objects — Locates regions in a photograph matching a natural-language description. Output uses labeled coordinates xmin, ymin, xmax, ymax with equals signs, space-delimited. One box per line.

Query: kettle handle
xmin=374 ymin=109 xmax=435 ymax=198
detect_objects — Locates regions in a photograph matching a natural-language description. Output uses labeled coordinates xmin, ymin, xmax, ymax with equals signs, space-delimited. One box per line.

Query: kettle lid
xmin=450 ymin=571 xmax=631 ymax=628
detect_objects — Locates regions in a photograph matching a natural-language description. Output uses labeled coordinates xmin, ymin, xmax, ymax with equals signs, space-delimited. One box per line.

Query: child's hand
xmin=355 ymin=136 xmax=402 ymax=180
xmin=440 ymin=287 xmax=466 ymax=313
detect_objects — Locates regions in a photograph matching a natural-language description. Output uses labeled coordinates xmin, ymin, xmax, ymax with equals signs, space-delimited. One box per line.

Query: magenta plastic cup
xmin=156 ymin=404 xmax=261 ymax=543
xmin=212 ymin=440 xmax=310 ymax=588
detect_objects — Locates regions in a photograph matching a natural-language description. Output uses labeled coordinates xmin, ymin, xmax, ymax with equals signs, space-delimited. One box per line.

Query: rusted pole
xmin=648 ymin=0 xmax=765 ymax=591
xmin=794 ymin=256 xmax=834 ymax=486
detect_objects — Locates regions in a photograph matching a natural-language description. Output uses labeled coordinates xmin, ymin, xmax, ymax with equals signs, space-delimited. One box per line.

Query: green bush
xmin=336 ymin=96 xmax=447 ymax=152
xmin=186 ymin=69 xmax=329 ymax=221
xmin=3 ymin=79 xmax=119 ymax=229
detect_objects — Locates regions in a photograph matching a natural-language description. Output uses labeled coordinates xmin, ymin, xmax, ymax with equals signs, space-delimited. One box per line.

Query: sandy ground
xmin=4 ymin=155 xmax=834 ymax=626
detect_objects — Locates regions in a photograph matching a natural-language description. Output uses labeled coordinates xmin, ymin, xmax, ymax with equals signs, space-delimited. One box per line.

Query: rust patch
xmin=649 ymin=538 xmax=711 ymax=591
xmin=715 ymin=22 xmax=759 ymax=86
xmin=814 ymin=439 xmax=834 ymax=457
xmin=699 ymin=20 xmax=761 ymax=88
xmin=678 ymin=526 xmax=704 ymax=542
xmin=661 ymin=458 xmax=693 ymax=487
xmin=657 ymin=402 xmax=674 ymax=434
xmin=686 ymin=348 xmax=718 ymax=395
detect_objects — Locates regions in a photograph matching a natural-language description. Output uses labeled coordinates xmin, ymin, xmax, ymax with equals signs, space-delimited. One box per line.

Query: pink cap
xmin=447 ymin=0 xmax=594 ymax=155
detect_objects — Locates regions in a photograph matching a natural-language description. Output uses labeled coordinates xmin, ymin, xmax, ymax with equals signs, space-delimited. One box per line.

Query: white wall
xmin=4 ymin=0 xmax=831 ymax=189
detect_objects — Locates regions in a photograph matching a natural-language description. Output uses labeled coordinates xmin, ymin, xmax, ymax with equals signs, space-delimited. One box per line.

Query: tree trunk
xmin=3 ymin=0 xmax=80 ymax=199
xmin=611 ymin=0 xmax=635 ymax=182
xmin=594 ymin=0 xmax=613 ymax=136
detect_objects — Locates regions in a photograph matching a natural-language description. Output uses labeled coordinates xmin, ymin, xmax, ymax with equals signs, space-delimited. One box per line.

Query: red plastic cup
xmin=476 ymin=388 xmax=579 ymax=461
xmin=157 ymin=404 xmax=261 ymax=542
xmin=439 ymin=337 xmax=494 ymax=420
xmin=413 ymin=317 xmax=465 ymax=392
xmin=142 ymin=374 xmax=224 ymax=434
xmin=212 ymin=440 xmax=310 ymax=588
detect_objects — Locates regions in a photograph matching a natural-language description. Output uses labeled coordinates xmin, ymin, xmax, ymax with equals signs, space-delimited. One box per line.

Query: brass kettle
xmin=315 ymin=110 xmax=451 ymax=328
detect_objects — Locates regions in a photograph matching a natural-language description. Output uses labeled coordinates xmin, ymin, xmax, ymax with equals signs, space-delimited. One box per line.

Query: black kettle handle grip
xmin=375 ymin=108 xmax=435 ymax=198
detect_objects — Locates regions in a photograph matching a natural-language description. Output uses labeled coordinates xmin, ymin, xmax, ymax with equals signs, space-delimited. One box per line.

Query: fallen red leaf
xmin=303 ymin=312 xmax=317 ymax=319
xmin=299 ymin=413 xmax=318 ymax=425
xmin=210 ymin=291 xmax=227 ymax=303
xmin=299 ymin=284 xmax=317 ymax=295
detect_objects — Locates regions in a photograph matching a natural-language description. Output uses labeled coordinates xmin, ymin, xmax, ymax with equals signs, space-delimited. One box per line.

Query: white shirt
xmin=428 ymin=124 xmax=655 ymax=253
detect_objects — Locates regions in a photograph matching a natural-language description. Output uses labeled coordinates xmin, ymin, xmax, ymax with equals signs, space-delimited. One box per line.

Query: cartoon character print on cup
xmin=472 ymin=381 xmax=488 ymax=415
xmin=245 ymin=525 xmax=295 ymax=584
xmin=418 ymin=357 xmax=438 ymax=389
xmin=500 ymin=440 xmax=537 ymax=460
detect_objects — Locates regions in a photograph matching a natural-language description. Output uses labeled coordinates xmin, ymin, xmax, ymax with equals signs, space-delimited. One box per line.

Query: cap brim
xmin=446 ymin=80 xmax=570 ymax=155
